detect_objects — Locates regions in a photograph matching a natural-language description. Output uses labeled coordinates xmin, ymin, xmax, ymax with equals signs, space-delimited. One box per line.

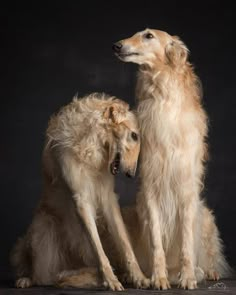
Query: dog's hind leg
xmin=29 ymin=211 xmax=67 ymax=286
xmin=56 ymin=267 xmax=102 ymax=288
xmin=10 ymin=236 xmax=33 ymax=288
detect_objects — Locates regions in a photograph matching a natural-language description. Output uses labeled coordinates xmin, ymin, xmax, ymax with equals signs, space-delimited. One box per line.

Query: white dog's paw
xmin=123 ymin=264 xmax=150 ymax=289
xmin=103 ymin=273 xmax=124 ymax=291
xmin=127 ymin=272 xmax=150 ymax=289
xmin=151 ymin=274 xmax=170 ymax=290
xmin=16 ymin=277 xmax=32 ymax=288
xmin=134 ymin=275 xmax=150 ymax=289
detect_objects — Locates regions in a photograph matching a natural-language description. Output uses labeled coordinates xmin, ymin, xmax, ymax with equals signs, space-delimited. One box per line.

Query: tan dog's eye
xmin=145 ymin=33 xmax=154 ymax=39
xmin=131 ymin=132 xmax=138 ymax=141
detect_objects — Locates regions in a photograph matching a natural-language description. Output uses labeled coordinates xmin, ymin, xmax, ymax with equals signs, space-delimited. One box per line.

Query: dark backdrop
xmin=1 ymin=1 xmax=235 ymax=279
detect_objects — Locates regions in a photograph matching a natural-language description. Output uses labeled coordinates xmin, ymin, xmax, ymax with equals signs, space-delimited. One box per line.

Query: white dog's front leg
xmin=145 ymin=198 xmax=170 ymax=290
xmin=179 ymin=191 xmax=197 ymax=289
xmin=103 ymin=193 xmax=150 ymax=289
xmin=75 ymin=202 xmax=124 ymax=291
xmin=60 ymin=154 xmax=124 ymax=291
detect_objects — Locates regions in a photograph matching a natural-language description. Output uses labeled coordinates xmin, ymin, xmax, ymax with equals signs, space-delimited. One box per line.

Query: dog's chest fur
xmin=136 ymin=75 xmax=194 ymax=249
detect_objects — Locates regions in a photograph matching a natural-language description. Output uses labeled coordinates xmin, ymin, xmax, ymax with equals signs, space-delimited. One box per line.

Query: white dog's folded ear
xmin=103 ymin=100 xmax=129 ymax=124
xmin=165 ymin=36 xmax=188 ymax=67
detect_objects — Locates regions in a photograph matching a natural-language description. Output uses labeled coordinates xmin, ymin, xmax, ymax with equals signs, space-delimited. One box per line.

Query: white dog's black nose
xmin=112 ymin=42 xmax=123 ymax=53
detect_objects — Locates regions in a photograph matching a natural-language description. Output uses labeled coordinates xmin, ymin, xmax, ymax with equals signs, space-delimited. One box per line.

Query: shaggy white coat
xmin=11 ymin=93 xmax=149 ymax=290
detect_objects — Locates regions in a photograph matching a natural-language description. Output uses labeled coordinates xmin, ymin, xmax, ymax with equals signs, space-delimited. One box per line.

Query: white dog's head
xmin=113 ymin=29 xmax=188 ymax=68
xmin=103 ymin=99 xmax=140 ymax=178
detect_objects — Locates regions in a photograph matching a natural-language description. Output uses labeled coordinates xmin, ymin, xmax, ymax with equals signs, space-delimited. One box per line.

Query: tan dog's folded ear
xmin=103 ymin=99 xmax=129 ymax=124
xmin=165 ymin=36 xmax=188 ymax=67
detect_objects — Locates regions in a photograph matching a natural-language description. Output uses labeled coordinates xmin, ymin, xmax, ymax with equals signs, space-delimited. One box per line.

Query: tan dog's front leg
xmin=103 ymin=194 xmax=150 ymax=289
xmin=76 ymin=202 xmax=124 ymax=291
xmin=179 ymin=191 xmax=197 ymax=289
xmin=146 ymin=199 xmax=170 ymax=290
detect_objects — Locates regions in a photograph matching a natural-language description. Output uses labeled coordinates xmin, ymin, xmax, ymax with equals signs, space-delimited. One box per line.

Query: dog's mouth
xmin=110 ymin=152 xmax=121 ymax=175
xmin=115 ymin=52 xmax=139 ymax=58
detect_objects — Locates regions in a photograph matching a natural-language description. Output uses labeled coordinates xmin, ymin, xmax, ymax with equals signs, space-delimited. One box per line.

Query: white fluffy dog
xmin=11 ymin=93 xmax=149 ymax=291
xmin=113 ymin=29 xmax=231 ymax=289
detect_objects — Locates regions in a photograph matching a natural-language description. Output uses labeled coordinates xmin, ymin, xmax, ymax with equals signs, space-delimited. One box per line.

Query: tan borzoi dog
xmin=11 ymin=93 xmax=149 ymax=290
xmin=113 ymin=29 xmax=231 ymax=289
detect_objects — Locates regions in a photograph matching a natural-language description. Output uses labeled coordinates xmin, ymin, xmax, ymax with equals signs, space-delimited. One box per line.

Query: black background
xmin=1 ymin=1 xmax=235 ymax=279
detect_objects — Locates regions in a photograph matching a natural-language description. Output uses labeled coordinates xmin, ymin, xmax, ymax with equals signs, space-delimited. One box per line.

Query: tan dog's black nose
xmin=112 ymin=42 xmax=123 ymax=53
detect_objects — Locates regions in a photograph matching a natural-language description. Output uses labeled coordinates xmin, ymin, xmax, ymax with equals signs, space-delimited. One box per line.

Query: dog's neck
xmin=136 ymin=62 xmax=200 ymax=105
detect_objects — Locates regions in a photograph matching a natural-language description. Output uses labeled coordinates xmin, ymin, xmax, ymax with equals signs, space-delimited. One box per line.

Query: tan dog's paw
xmin=16 ymin=277 xmax=32 ymax=288
xmin=178 ymin=274 xmax=197 ymax=289
xmin=151 ymin=274 xmax=170 ymax=290
xmin=206 ymin=269 xmax=220 ymax=281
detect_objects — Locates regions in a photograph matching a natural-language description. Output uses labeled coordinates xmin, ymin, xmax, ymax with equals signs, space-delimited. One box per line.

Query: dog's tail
xmin=56 ymin=267 xmax=103 ymax=289
xmin=214 ymin=238 xmax=234 ymax=279
xmin=201 ymin=206 xmax=234 ymax=279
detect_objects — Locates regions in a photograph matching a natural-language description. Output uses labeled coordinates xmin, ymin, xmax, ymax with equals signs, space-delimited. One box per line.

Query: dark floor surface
xmin=1 ymin=279 xmax=236 ymax=295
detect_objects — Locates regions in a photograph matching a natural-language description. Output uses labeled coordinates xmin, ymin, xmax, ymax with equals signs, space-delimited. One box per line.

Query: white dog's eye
xmin=131 ymin=132 xmax=138 ymax=141
xmin=145 ymin=33 xmax=154 ymax=39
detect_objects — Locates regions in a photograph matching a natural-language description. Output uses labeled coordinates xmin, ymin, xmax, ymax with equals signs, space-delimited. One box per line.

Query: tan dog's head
xmin=112 ymin=29 xmax=188 ymax=67
xmin=103 ymin=99 xmax=140 ymax=178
